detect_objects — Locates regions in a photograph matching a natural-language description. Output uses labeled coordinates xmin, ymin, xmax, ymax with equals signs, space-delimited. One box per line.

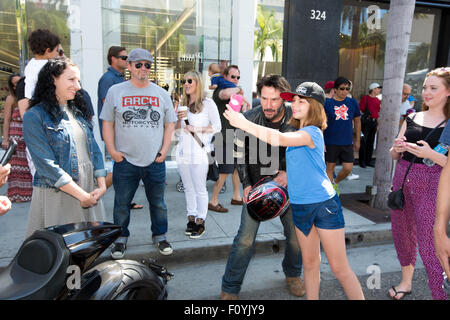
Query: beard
xmin=263 ymin=105 xmax=283 ymax=121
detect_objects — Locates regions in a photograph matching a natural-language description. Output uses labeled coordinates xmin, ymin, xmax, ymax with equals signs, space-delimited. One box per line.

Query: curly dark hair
xmin=28 ymin=29 xmax=61 ymax=56
xmin=29 ymin=58 xmax=89 ymax=120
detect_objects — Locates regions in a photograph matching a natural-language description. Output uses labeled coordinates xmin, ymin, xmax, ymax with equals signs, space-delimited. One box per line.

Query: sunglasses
xmin=230 ymin=75 xmax=240 ymax=80
xmin=134 ymin=62 xmax=151 ymax=69
xmin=338 ymin=87 xmax=350 ymax=91
xmin=116 ymin=55 xmax=128 ymax=61
xmin=58 ymin=49 xmax=64 ymax=57
xmin=181 ymin=79 xmax=194 ymax=85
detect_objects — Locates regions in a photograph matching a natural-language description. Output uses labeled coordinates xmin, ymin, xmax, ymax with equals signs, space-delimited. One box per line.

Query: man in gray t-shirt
xmin=100 ymin=48 xmax=177 ymax=258
xmin=101 ymin=80 xmax=176 ymax=166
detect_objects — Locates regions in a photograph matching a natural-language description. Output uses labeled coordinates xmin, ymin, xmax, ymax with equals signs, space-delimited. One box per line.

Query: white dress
xmin=25 ymin=106 xmax=105 ymax=238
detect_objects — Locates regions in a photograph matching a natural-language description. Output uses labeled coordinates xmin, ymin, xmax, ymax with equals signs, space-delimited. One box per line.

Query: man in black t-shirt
xmin=209 ymin=65 xmax=244 ymax=213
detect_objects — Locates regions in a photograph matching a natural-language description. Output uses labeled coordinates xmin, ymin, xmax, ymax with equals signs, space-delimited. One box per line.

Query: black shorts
xmin=325 ymin=144 xmax=354 ymax=164
xmin=215 ymin=139 xmax=236 ymax=174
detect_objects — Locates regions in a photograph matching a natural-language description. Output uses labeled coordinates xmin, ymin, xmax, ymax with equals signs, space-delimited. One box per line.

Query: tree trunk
xmin=373 ymin=0 xmax=415 ymax=210
xmin=261 ymin=60 xmax=266 ymax=77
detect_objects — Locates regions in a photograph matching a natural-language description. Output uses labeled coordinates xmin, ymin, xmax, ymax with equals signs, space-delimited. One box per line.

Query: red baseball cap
xmin=324 ymin=81 xmax=334 ymax=90
xmin=280 ymin=82 xmax=326 ymax=105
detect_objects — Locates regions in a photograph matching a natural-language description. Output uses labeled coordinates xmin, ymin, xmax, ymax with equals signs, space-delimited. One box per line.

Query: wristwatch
xmin=156 ymin=152 xmax=162 ymax=158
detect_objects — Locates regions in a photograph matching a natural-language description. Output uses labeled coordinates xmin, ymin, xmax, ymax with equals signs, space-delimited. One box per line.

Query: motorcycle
xmin=0 ymin=221 xmax=172 ymax=300
xmin=122 ymin=107 xmax=160 ymax=122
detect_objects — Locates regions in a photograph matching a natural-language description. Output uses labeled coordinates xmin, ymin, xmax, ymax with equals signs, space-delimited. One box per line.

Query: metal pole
xmin=15 ymin=0 xmax=28 ymax=74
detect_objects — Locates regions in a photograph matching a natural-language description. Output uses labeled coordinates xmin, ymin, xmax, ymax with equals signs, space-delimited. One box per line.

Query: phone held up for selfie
xmin=1 ymin=139 xmax=17 ymax=166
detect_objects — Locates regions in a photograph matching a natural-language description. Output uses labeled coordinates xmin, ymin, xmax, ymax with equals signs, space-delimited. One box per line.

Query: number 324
xmin=310 ymin=9 xmax=326 ymax=21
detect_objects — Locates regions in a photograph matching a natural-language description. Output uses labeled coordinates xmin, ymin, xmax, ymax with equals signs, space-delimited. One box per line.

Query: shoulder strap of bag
xmin=400 ymin=119 xmax=447 ymax=188
xmin=185 ymin=119 xmax=206 ymax=148
xmin=364 ymin=96 xmax=370 ymax=116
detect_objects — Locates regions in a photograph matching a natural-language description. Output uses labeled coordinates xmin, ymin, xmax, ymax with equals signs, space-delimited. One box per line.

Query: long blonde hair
xmin=181 ymin=71 xmax=205 ymax=114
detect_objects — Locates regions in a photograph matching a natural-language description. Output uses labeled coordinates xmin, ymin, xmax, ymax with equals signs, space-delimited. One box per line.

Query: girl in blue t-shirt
xmin=224 ymin=81 xmax=364 ymax=300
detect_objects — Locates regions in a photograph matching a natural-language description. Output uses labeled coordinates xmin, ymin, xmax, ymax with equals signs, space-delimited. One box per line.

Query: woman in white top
xmin=176 ymin=71 xmax=221 ymax=239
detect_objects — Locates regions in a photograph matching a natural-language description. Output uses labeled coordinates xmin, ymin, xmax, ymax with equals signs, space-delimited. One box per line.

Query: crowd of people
xmin=1 ymin=28 xmax=449 ymax=300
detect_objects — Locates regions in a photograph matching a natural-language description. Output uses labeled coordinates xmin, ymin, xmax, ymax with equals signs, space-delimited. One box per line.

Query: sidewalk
xmin=0 ymin=163 xmax=391 ymax=269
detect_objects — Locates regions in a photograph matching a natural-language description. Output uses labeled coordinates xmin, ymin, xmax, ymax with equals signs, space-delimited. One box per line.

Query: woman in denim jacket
xmin=23 ymin=58 xmax=107 ymax=238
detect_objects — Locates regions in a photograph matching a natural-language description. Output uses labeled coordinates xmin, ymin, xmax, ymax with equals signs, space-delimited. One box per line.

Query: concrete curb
xmin=0 ymin=223 xmax=395 ymax=273
xmin=95 ymin=223 xmax=394 ymax=267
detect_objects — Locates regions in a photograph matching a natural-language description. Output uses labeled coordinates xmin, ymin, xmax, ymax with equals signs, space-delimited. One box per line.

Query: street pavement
xmin=2 ymin=161 xmax=442 ymax=300
xmin=0 ymin=162 xmax=388 ymax=270
xmin=165 ymin=243 xmax=432 ymax=300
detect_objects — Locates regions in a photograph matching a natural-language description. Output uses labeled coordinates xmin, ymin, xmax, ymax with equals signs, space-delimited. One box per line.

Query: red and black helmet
xmin=246 ymin=176 xmax=290 ymax=222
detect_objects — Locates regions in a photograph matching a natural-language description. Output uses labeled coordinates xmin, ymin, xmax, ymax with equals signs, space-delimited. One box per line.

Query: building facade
xmin=283 ymin=0 xmax=450 ymax=104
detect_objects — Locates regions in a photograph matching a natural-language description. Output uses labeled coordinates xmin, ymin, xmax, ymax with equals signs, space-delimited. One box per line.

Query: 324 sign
xmin=310 ymin=9 xmax=326 ymax=21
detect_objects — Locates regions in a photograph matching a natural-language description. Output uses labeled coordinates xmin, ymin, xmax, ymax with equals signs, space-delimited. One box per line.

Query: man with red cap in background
xmin=324 ymin=81 xmax=335 ymax=99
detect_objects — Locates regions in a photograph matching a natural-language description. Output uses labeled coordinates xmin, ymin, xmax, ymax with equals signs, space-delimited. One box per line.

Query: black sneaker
xmin=190 ymin=222 xmax=205 ymax=239
xmin=157 ymin=240 xmax=173 ymax=255
xmin=111 ymin=243 xmax=126 ymax=259
xmin=185 ymin=219 xmax=196 ymax=236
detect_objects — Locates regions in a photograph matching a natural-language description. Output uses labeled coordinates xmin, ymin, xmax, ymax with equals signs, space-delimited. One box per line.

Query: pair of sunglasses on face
xmin=181 ymin=79 xmax=194 ymax=85
xmin=134 ymin=62 xmax=151 ymax=69
xmin=116 ymin=55 xmax=128 ymax=61
xmin=231 ymin=75 xmax=240 ymax=80
xmin=338 ymin=87 xmax=350 ymax=91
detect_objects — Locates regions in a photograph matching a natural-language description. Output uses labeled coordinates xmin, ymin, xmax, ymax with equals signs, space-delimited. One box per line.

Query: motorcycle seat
xmin=0 ymin=230 xmax=70 ymax=300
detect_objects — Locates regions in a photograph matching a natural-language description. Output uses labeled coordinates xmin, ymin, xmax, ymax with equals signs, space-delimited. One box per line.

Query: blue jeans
xmin=113 ymin=158 xmax=168 ymax=243
xmin=221 ymin=205 xmax=303 ymax=294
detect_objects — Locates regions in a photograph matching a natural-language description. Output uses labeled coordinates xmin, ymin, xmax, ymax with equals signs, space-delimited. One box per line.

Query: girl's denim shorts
xmin=291 ymin=194 xmax=345 ymax=236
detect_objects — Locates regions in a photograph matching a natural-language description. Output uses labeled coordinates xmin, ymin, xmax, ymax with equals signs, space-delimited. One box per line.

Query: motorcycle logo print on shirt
xmin=334 ymin=104 xmax=349 ymax=120
xmin=121 ymin=95 xmax=161 ymax=127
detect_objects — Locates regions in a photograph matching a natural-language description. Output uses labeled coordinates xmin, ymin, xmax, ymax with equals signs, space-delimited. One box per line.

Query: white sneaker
xmin=157 ymin=240 xmax=173 ymax=255
xmin=346 ymin=173 xmax=359 ymax=180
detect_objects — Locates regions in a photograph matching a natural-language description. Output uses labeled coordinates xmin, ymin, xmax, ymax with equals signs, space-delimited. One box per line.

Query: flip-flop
xmin=130 ymin=202 xmax=144 ymax=210
xmin=388 ymin=286 xmax=412 ymax=300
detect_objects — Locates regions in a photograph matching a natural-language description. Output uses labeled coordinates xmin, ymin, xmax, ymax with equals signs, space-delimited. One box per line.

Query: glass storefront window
xmin=25 ymin=0 xmax=72 ymax=59
xmin=0 ymin=0 xmax=71 ymax=135
xmin=100 ymin=0 xmax=233 ymax=161
xmin=102 ymin=0 xmax=232 ymax=96
xmin=0 ymin=0 xmax=21 ymax=132
xmin=254 ymin=0 xmax=284 ymax=81
xmin=338 ymin=0 xmax=439 ymax=108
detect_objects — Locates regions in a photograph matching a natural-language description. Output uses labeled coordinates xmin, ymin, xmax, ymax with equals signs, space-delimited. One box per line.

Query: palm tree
xmin=372 ymin=0 xmax=416 ymax=210
xmin=27 ymin=3 xmax=70 ymax=55
xmin=254 ymin=5 xmax=283 ymax=77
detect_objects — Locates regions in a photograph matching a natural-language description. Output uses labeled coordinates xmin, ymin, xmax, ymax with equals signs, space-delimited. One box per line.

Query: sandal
xmin=130 ymin=202 xmax=144 ymax=210
xmin=388 ymin=286 xmax=412 ymax=300
xmin=208 ymin=202 xmax=228 ymax=213
xmin=230 ymin=199 xmax=243 ymax=205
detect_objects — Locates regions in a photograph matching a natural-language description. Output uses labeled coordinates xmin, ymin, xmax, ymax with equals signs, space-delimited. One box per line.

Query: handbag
xmin=206 ymin=150 xmax=219 ymax=181
xmin=387 ymin=119 xmax=447 ymax=210
xmin=184 ymin=119 xmax=219 ymax=181
xmin=387 ymin=169 xmax=409 ymax=210
xmin=361 ymin=96 xmax=377 ymax=133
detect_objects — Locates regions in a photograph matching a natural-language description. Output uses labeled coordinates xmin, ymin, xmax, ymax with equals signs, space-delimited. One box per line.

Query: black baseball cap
xmin=280 ymin=82 xmax=326 ymax=105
